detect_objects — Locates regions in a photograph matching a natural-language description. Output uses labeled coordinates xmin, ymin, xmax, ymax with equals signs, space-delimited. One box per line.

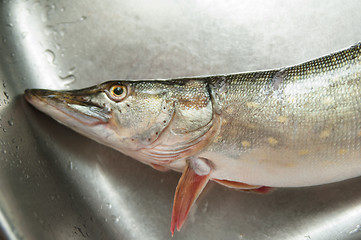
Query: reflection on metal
xmin=1 ymin=0 xmax=361 ymax=239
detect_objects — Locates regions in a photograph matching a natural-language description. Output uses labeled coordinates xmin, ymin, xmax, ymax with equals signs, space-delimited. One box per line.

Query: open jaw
xmin=24 ymin=88 xmax=111 ymax=126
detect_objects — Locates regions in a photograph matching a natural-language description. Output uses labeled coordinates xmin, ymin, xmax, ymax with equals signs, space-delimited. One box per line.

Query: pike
xmin=25 ymin=43 xmax=361 ymax=235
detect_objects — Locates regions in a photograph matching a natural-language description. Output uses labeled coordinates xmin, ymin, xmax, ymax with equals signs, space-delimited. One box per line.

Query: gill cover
xmin=137 ymin=80 xmax=221 ymax=164
xmin=100 ymin=79 xmax=222 ymax=164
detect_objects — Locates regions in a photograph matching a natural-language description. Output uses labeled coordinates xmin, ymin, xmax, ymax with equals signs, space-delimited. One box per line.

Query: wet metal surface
xmin=1 ymin=1 xmax=361 ymax=239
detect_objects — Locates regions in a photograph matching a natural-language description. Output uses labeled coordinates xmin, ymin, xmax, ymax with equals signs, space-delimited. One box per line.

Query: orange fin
xmin=171 ymin=157 xmax=211 ymax=236
xmin=213 ymin=179 xmax=273 ymax=194
xmin=150 ymin=163 xmax=169 ymax=172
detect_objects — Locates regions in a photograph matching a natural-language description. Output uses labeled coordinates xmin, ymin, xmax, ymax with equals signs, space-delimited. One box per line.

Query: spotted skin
xmin=204 ymin=43 xmax=361 ymax=187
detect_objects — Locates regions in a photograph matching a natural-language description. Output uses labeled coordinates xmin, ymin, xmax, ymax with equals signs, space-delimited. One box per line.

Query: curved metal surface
xmin=1 ymin=0 xmax=361 ymax=239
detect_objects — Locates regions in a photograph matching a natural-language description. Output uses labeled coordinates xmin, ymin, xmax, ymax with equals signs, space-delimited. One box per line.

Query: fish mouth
xmin=24 ymin=88 xmax=111 ymax=126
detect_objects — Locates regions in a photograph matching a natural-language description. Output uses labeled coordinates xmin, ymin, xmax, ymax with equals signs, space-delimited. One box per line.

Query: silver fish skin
xmin=202 ymin=42 xmax=361 ymax=187
xmin=24 ymin=42 xmax=361 ymax=234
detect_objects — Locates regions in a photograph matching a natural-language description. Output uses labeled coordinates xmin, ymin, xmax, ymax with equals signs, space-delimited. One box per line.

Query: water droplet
xmin=80 ymin=16 xmax=87 ymax=21
xmin=2 ymin=36 xmax=7 ymax=43
xmin=69 ymin=193 xmax=74 ymax=200
xmin=111 ymin=215 xmax=119 ymax=223
xmin=44 ymin=49 xmax=55 ymax=65
xmin=6 ymin=23 xmax=13 ymax=27
xmin=44 ymin=26 xmax=55 ymax=36
xmin=49 ymin=194 xmax=57 ymax=200
xmin=60 ymin=7 xmax=65 ymax=12
xmin=2 ymin=82 xmax=6 ymax=88
xmin=350 ymin=225 xmax=361 ymax=235
xmin=43 ymin=4 xmax=55 ymax=22
xmin=59 ymin=74 xmax=76 ymax=85
xmin=21 ymin=32 xmax=28 ymax=39
xmin=202 ymin=201 xmax=208 ymax=213
xmin=106 ymin=203 xmax=112 ymax=209
xmin=2 ymin=149 xmax=6 ymax=154
xmin=3 ymin=128 xmax=6 ymax=133
xmin=3 ymin=91 xmax=9 ymax=99
xmin=68 ymin=66 xmax=76 ymax=74
xmin=68 ymin=161 xmax=73 ymax=170
xmin=7 ymin=120 xmax=13 ymax=126
xmin=16 ymin=146 xmax=20 ymax=150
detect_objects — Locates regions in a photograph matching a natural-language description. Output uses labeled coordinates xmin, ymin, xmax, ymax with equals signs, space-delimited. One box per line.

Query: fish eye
xmin=107 ymin=84 xmax=127 ymax=102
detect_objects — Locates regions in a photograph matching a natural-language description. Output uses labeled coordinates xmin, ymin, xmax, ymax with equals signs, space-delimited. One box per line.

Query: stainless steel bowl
xmin=1 ymin=1 xmax=361 ymax=239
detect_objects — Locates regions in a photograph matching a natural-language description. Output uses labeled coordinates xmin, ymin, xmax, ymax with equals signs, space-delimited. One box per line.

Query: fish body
xmin=201 ymin=43 xmax=361 ymax=188
xmin=25 ymin=42 xmax=361 ymax=234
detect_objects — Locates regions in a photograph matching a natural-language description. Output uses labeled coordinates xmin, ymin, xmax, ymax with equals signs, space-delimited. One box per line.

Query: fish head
xmin=24 ymin=81 xmax=174 ymax=149
xmin=25 ymin=79 xmax=217 ymax=165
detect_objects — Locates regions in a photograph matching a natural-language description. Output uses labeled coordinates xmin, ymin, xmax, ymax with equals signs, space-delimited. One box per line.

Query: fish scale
xmin=204 ymin=43 xmax=361 ymax=187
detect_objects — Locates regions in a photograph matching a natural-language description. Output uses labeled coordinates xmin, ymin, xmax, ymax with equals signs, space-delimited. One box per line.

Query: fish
xmin=24 ymin=42 xmax=361 ymax=235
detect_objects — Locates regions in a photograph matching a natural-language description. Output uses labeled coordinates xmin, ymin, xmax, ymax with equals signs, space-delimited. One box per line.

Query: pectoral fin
xmin=170 ymin=157 xmax=211 ymax=236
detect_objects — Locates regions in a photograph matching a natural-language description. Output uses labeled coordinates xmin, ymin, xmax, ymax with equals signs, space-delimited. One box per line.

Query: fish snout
xmin=24 ymin=88 xmax=52 ymax=104
xmin=24 ymin=88 xmax=111 ymax=126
